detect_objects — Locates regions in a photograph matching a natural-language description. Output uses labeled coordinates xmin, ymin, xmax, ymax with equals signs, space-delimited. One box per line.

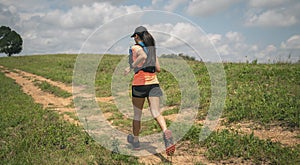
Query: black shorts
xmin=132 ymin=84 xmax=163 ymax=98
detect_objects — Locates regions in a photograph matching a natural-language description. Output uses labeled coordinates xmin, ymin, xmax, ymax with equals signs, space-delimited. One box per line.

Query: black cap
xmin=131 ymin=26 xmax=147 ymax=37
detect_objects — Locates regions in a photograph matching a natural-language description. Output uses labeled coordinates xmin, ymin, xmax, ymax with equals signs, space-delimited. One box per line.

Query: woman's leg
xmin=148 ymin=96 xmax=175 ymax=155
xmin=132 ymin=97 xmax=145 ymax=141
xmin=147 ymin=97 xmax=167 ymax=132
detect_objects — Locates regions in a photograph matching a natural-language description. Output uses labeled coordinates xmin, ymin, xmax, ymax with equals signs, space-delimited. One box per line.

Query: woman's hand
xmin=124 ymin=67 xmax=131 ymax=75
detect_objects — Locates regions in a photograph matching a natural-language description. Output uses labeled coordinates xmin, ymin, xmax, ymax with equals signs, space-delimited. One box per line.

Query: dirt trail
xmin=1 ymin=65 xmax=299 ymax=165
xmin=0 ymin=66 xmax=215 ymax=164
xmin=14 ymin=68 xmax=73 ymax=93
xmin=217 ymin=121 xmax=300 ymax=147
xmin=1 ymin=67 xmax=78 ymax=125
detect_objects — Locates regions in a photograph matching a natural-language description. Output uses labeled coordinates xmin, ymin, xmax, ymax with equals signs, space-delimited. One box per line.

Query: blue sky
xmin=1 ymin=0 xmax=299 ymax=62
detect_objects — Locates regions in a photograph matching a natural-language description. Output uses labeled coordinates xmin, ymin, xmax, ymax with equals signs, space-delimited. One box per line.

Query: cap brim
xmin=130 ymin=33 xmax=135 ymax=37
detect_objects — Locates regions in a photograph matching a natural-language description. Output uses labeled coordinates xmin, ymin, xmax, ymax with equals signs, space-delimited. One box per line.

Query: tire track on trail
xmin=1 ymin=66 xmax=79 ymax=125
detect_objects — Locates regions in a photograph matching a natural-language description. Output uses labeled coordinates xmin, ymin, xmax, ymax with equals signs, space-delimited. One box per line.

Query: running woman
xmin=124 ymin=26 xmax=175 ymax=156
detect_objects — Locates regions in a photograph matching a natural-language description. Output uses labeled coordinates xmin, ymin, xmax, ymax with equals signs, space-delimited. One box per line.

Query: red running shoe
xmin=163 ymin=130 xmax=175 ymax=156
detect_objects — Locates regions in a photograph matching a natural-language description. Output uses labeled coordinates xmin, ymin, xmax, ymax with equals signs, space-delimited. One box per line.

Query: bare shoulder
xmin=131 ymin=45 xmax=143 ymax=52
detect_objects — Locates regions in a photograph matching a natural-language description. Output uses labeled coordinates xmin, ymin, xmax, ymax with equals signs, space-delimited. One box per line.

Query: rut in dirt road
xmin=1 ymin=67 xmax=78 ymax=125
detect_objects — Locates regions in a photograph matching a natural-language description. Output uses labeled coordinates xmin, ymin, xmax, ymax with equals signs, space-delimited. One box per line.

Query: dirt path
xmin=1 ymin=67 xmax=78 ymax=125
xmin=0 ymin=65 xmax=299 ymax=164
xmin=217 ymin=121 xmax=300 ymax=147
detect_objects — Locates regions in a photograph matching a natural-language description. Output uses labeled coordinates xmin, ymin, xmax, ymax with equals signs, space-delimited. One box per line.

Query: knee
xmin=151 ymin=109 xmax=161 ymax=119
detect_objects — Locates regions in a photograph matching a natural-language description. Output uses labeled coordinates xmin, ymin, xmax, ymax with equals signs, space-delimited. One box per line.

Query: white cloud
xmin=164 ymin=0 xmax=188 ymax=11
xmin=217 ymin=44 xmax=230 ymax=56
xmin=245 ymin=0 xmax=300 ymax=27
xmin=152 ymin=0 xmax=163 ymax=5
xmin=203 ymin=31 xmax=297 ymax=63
xmin=0 ymin=0 xmax=126 ymax=12
xmin=266 ymin=45 xmax=277 ymax=52
xmin=135 ymin=22 xmax=222 ymax=61
xmin=225 ymin=31 xmax=244 ymax=42
xmin=281 ymin=35 xmax=300 ymax=49
xmin=186 ymin=0 xmax=239 ymax=17
xmin=207 ymin=34 xmax=222 ymax=45
xmin=253 ymin=44 xmax=277 ymax=60
xmin=245 ymin=9 xmax=298 ymax=27
xmin=0 ymin=0 xmax=47 ymax=12
xmin=248 ymin=0 xmax=287 ymax=8
xmin=57 ymin=0 xmax=116 ymax=6
xmin=38 ymin=3 xmax=140 ymax=29
xmin=0 ymin=4 xmax=21 ymax=29
xmin=1 ymin=1 xmax=298 ymax=62
xmin=150 ymin=22 xmax=213 ymax=50
xmin=1 ymin=2 xmax=142 ymax=55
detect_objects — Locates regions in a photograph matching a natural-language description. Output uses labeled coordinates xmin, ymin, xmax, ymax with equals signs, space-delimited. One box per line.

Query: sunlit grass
xmin=0 ymin=54 xmax=299 ymax=164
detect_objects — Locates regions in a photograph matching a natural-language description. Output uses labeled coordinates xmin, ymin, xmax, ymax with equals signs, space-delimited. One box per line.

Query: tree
xmin=0 ymin=26 xmax=23 ymax=56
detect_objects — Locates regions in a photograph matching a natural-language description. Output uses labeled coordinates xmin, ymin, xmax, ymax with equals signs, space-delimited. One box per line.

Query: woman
xmin=124 ymin=26 xmax=175 ymax=156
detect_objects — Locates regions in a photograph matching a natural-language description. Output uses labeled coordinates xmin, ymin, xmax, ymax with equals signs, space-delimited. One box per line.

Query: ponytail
xmin=137 ymin=31 xmax=156 ymax=68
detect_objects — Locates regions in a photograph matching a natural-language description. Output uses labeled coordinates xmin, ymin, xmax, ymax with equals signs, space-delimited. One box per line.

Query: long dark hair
xmin=137 ymin=31 xmax=156 ymax=68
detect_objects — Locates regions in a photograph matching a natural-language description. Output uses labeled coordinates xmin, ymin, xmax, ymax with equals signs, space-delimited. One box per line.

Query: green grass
xmin=162 ymin=107 xmax=179 ymax=116
xmin=34 ymin=80 xmax=72 ymax=98
xmin=0 ymin=54 xmax=299 ymax=164
xmin=157 ymin=68 xmax=181 ymax=106
xmin=0 ymin=54 xmax=76 ymax=84
xmin=224 ymin=63 xmax=300 ymax=127
xmin=0 ymin=71 xmax=139 ymax=164
xmin=96 ymin=55 xmax=123 ymax=97
xmin=1 ymin=55 xmax=298 ymax=127
xmin=183 ymin=125 xmax=300 ymax=164
xmin=203 ymin=130 xmax=300 ymax=164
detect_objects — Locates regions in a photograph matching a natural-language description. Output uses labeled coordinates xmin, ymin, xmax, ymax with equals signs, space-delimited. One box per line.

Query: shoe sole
xmin=166 ymin=144 xmax=176 ymax=156
xmin=133 ymin=147 xmax=141 ymax=150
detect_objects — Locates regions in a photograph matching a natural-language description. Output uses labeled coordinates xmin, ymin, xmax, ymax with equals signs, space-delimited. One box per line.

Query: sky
xmin=1 ymin=0 xmax=300 ymax=63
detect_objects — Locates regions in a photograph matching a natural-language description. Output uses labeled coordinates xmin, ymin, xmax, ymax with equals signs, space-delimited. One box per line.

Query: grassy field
xmin=0 ymin=70 xmax=139 ymax=164
xmin=0 ymin=54 xmax=299 ymax=164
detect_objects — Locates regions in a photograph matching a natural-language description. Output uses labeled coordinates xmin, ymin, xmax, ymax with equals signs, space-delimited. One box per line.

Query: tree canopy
xmin=0 ymin=26 xmax=23 ymax=56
